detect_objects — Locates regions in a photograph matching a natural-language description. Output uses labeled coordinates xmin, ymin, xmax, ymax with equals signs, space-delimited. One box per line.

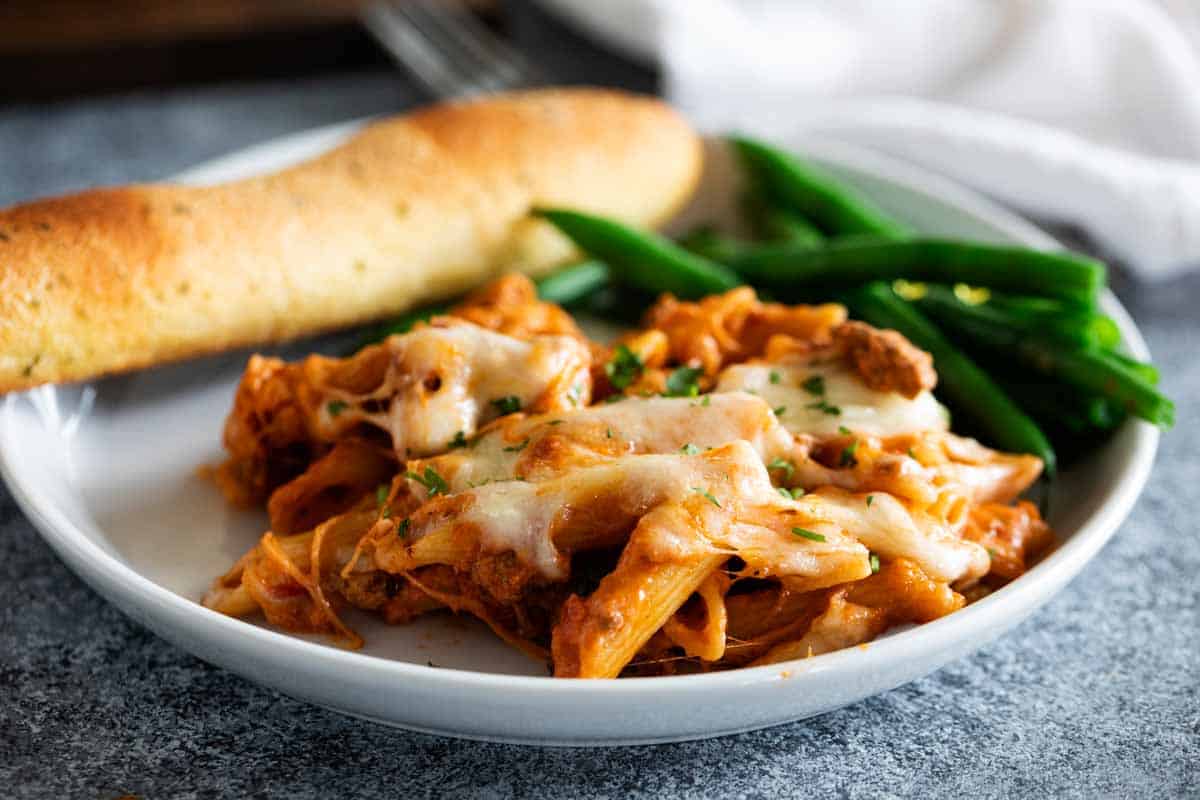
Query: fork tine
xmin=402 ymin=3 xmax=515 ymax=94
xmin=363 ymin=0 xmax=541 ymax=99
xmin=393 ymin=2 xmax=492 ymax=97
xmin=406 ymin=0 xmax=542 ymax=91
xmin=362 ymin=2 xmax=473 ymax=98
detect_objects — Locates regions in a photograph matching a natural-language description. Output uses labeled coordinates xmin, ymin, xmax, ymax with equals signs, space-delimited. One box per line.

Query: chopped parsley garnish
xmin=777 ymin=486 xmax=805 ymax=500
xmin=375 ymin=484 xmax=389 ymax=507
xmin=448 ymin=430 xmax=468 ymax=449
xmin=986 ymin=547 xmax=998 ymax=560
xmin=405 ymin=466 xmax=449 ymax=496
xmin=792 ymin=527 xmax=826 ymax=542
xmin=838 ymin=425 xmax=851 ymax=435
xmin=665 ymin=366 xmax=703 ymax=397
xmin=801 ymin=375 xmax=825 ymax=395
xmin=806 ymin=399 xmax=841 ymax=415
xmin=839 ymin=439 xmax=860 ymax=467
xmin=866 ymin=494 xmax=874 ymax=507
xmin=503 ymin=438 xmax=530 ymax=453
xmin=791 ymin=487 xmax=806 ymax=498
xmin=907 ymin=447 xmax=918 ymax=460
xmin=606 ymin=427 xmax=614 ymax=439
xmin=680 ymin=443 xmax=701 ymax=455
xmin=767 ymin=458 xmax=795 ymax=479
xmin=396 ymin=518 xmax=411 ymax=539
xmin=769 ymin=370 xmax=782 ymax=385
xmin=869 ymin=553 xmax=880 ymax=573
xmin=777 ymin=487 xmax=793 ymax=499
xmin=326 ymin=400 xmax=348 ymax=417
xmin=700 ymin=394 xmax=711 ymax=407
xmin=692 ymin=486 xmax=721 ymax=507
xmin=605 ymin=344 xmax=644 ymax=390
xmin=491 ymin=396 xmax=522 ymax=415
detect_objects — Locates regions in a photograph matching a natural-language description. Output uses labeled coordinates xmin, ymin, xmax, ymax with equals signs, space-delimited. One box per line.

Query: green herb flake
xmin=503 ymin=438 xmax=530 ymax=453
xmin=701 ymin=394 xmax=712 ymax=407
xmin=605 ymin=394 xmax=625 ymax=404
xmin=448 ymin=430 xmax=468 ymax=449
xmin=777 ymin=487 xmax=793 ymax=499
xmin=838 ymin=425 xmax=851 ymax=435
xmin=869 ymin=552 xmax=880 ymax=573
xmin=605 ymin=344 xmax=645 ymax=390
xmin=326 ymin=400 xmax=348 ymax=417
xmin=987 ymin=547 xmax=998 ymax=560
xmin=866 ymin=494 xmax=874 ymax=507
xmin=406 ymin=466 xmax=449 ymax=496
xmin=606 ymin=427 xmax=614 ymax=439
xmin=692 ymin=486 xmax=722 ymax=507
xmin=547 ymin=419 xmax=565 ymax=426
xmin=908 ymin=447 xmax=918 ymax=460
xmin=802 ymin=375 xmax=825 ymax=395
xmin=769 ymin=370 xmax=782 ymax=385
xmin=375 ymin=484 xmax=389 ymax=507
xmin=491 ymin=395 xmax=522 ymax=415
xmin=773 ymin=405 xmax=787 ymax=417
xmin=396 ymin=518 xmax=411 ymax=539
xmin=665 ymin=366 xmax=704 ymax=398
xmin=806 ymin=400 xmax=841 ymax=416
xmin=767 ymin=458 xmax=795 ymax=479
xmin=792 ymin=527 xmax=826 ymax=543
xmin=680 ymin=443 xmax=701 ymax=455
xmin=839 ymin=439 xmax=860 ymax=468
xmin=791 ymin=487 xmax=806 ymax=498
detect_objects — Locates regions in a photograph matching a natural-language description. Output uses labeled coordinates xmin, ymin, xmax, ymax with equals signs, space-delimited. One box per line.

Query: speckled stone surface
xmin=2 ymin=14 xmax=1198 ymax=800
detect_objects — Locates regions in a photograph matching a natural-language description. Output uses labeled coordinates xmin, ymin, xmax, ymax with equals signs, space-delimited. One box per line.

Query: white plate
xmin=0 ymin=124 xmax=1158 ymax=745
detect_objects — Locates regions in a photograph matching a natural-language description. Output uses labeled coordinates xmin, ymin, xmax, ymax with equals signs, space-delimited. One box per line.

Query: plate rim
xmin=0 ymin=121 xmax=1160 ymax=733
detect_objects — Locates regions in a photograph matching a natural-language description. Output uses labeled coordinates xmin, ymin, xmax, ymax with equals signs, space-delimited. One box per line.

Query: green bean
xmin=740 ymin=191 xmax=826 ymax=247
xmin=533 ymin=259 xmax=612 ymax=305
xmin=535 ymin=208 xmax=741 ymax=299
xmin=730 ymin=135 xmax=913 ymax=239
xmin=911 ymin=285 xmax=1114 ymax=350
xmin=361 ymin=259 xmax=612 ymax=346
xmin=983 ymin=292 xmax=1121 ymax=349
xmin=916 ymin=286 xmax=1174 ymax=427
xmin=1104 ymin=350 xmax=1159 ymax=385
xmin=678 ymin=226 xmax=750 ymax=264
xmin=732 ymin=238 xmax=1105 ymax=306
xmin=996 ymin=377 xmax=1125 ymax=433
xmin=843 ymin=282 xmax=1057 ymax=472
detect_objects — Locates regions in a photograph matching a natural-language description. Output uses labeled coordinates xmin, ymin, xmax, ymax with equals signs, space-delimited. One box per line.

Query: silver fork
xmin=362 ymin=0 xmax=544 ymax=98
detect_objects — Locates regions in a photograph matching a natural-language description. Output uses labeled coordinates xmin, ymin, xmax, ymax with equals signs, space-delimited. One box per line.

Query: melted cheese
xmin=803 ymin=487 xmax=989 ymax=584
xmin=716 ymin=356 xmax=948 ymax=437
xmin=434 ymin=392 xmax=795 ymax=491
xmin=451 ymin=442 xmax=772 ymax=578
xmin=327 ymin=321 xmax=591 ymax=458
xmin=406 ymin=442 xmax=870 ymax=585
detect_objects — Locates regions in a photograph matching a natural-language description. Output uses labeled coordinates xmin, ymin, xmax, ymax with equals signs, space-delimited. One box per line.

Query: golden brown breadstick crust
xmin=0 ymin=88 xmax=703 ymax=392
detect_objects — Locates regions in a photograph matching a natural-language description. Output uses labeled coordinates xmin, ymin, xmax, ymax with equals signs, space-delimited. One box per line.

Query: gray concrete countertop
xmin=2 ymin=24 xmax=1197 ymax=800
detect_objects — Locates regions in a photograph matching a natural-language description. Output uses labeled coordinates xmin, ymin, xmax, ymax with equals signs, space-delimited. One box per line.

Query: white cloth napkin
xmin=643 ymin=0 xmax=1200 ymax=279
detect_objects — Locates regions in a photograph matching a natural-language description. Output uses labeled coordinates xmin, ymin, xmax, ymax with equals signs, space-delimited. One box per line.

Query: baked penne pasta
xmin=203 ymin=278 xmax=1055 ymax=677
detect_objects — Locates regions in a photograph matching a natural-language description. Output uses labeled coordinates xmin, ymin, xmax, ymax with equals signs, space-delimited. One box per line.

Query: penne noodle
xmin=553 ymin=504 xmax=728 ymax=678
